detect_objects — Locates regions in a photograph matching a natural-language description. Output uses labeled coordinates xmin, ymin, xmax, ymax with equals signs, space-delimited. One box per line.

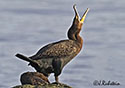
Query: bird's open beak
xmin=73 ymin=4 xmax=89 ymax=23
xmin=73 ymin=4 xmax=80 ymax=20
xmin=80 ymin=8 xmax=89 ymax=23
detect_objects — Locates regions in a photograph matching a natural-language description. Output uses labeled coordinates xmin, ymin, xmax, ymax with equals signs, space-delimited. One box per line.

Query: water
xmin=0 ymin=0 xmax=125 ymax=88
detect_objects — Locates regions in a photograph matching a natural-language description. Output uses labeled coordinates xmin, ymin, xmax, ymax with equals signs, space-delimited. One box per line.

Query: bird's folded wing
xmin=30 ymin=40 xmax=80 ymax=60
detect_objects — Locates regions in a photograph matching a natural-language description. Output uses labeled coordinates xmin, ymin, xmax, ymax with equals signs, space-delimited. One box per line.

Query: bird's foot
xmin=52 ymin=82 xmax=60 ymax=84
xmin=52 ymin=81 xmax=63 ymax=86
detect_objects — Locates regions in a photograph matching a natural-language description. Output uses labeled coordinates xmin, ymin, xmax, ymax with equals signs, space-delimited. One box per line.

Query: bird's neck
xmin=68 ymin=32 xmax=76 ymax=40
xmin=75 ymin=33 xmax=83 ymax=48
xmin=68 ymin=30 xmax=83 ymax=48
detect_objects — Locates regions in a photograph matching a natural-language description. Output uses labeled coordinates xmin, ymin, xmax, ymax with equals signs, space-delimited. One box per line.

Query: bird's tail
xmin=15 ymin=53 xmax=36 ymax=64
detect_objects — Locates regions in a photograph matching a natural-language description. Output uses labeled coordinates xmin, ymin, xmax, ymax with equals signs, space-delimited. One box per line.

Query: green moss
xmin=12 ymin=83 xmax=72 ymax=88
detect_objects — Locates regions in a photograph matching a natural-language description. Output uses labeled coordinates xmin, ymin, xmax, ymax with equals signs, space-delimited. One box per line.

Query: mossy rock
xmin=13 ymin=72 xmax=72 ymax=88
xmin=12 ymin=83 xmax=72 ymax=88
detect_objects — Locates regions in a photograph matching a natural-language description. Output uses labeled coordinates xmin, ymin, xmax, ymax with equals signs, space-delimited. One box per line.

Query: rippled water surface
xmin=0 ymin=0 xmax=125 ymax=88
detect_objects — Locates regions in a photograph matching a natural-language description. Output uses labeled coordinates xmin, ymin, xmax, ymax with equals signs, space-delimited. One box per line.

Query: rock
xmin=12 ymin=83 xmax=72 ymax=88
xmin=12 ymin=72 xmax=72 ymax=88
xmin=20 ymin=72 xmax=49 ymax=85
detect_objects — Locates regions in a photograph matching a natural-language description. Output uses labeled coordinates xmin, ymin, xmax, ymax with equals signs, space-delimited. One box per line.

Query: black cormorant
xmin=16 ymin=5 xmax=89 ymax=83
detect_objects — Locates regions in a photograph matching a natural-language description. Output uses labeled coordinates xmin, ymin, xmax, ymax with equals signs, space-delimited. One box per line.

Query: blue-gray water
xmin=0 ymin=0 xmax=125 ymax=88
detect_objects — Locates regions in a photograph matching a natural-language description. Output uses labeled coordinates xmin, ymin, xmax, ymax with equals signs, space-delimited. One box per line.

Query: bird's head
xmin=72 ymin=4 xmax=89 ymax=31
xmin=68 ymin=5 xmax=89 ymax=41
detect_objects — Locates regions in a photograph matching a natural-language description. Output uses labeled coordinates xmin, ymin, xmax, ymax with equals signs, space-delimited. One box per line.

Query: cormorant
xmin=16 ymin=5 xmax=89 ymax=83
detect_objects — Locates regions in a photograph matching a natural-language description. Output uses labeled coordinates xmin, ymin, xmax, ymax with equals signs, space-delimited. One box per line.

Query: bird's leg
xmin=52 ymin=59 xmax=62 ymax=83
xmin=52 ymin=76 xmax=62 ymax=85
xmin=55 ymin=76 xmax=59 ymax=83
